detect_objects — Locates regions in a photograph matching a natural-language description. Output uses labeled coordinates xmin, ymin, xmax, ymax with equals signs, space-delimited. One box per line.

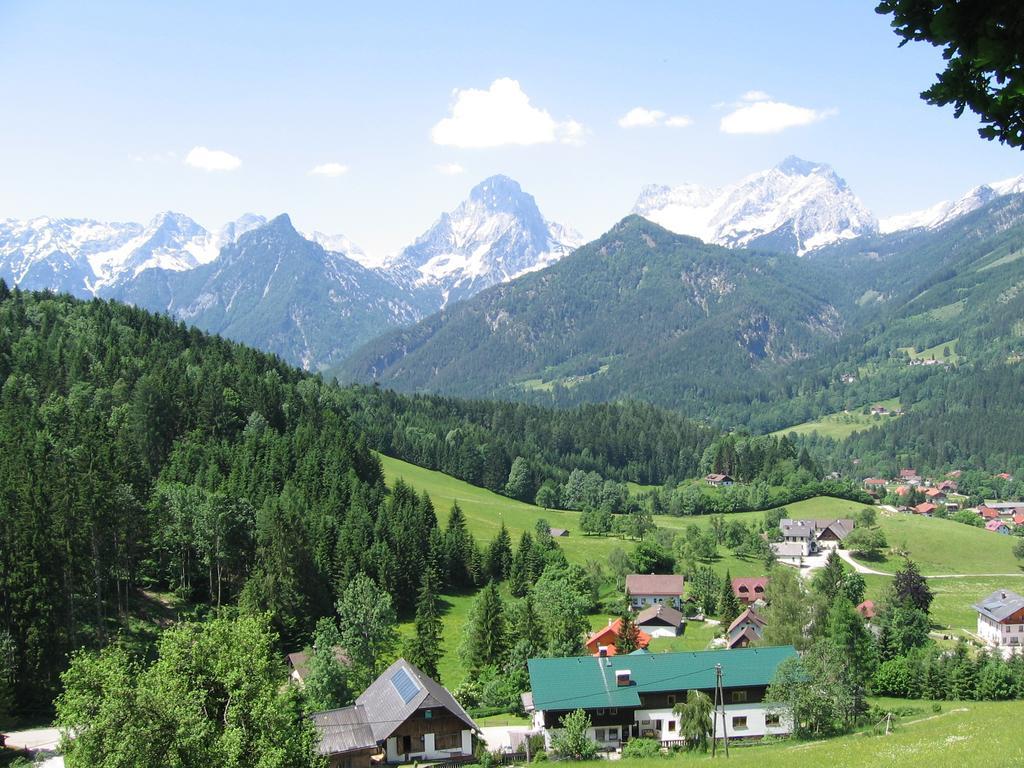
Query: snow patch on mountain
xmin=880 ymin=174 xmax=1024 ymax=234
xmin=394 ymin=175 xmax=582 ymax=304
xmin=633 ymin=156 xmax=878 ymax=255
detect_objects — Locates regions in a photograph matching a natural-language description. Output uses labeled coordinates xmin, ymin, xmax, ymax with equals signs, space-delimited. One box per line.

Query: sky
xmin=2 ymin=1 xmax=1023 ymax=256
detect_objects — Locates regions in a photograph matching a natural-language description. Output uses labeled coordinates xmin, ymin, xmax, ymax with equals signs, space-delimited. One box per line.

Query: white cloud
xmin=308 ymin=162 xmax=349 ymax=177
xmin=619 ymin=107 xmax=693 ymax=129
xmin=184 ymin=146 xmax=241 ymax=171
xmin=619 ymin=107 xmax=665 ymax=128
xmin=431 ymin=78 xmax=584 ymax=148
xmin=720 ymin=92 xmax=836 ymax=134
xmin=435 ymin=162 xmax=465 ymax=175
xmin=665 ymin=115 xmax=694 ymax=128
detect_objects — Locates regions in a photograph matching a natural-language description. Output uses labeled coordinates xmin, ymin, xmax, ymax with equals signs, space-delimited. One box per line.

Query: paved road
xmin=4 ymin=726 xmax=61 ymax=752
xmin=838 ymin=548 xmax=1024 ymax=579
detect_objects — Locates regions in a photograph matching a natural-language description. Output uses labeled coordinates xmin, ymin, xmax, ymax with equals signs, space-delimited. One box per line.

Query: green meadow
xmin=770 ymin=398 xmax=901 ymax=440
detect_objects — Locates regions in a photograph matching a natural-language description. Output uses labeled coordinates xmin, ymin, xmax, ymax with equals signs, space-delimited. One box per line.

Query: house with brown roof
xmin=636 ymin=604 xmax=684 ymax=638
xmin=287 ymin=646 xmax=349 ymax=686
xmin=586 ymin=618 xmax=652 ymax=656
xmin=937 ymin=480 xmax=958 ymax=492
xmin=705 ymin=473 xmax=734 ymax=487
xmin=312 ymin=658 xmax=479 ymax=766
xmin=995 ymin=473 xmax=1014 ymax=481
xmin=899 ymin=468 xmax=922 ymax=485
xmin=924 ymin=488 xmax=946 ymax=502
xmin=913 ymin=502 xmax=937 ymax=516
xmin=731 ymin=577 xmax=769 ymax=606
xmin=726 ymin=608 xmax=766 ymax=649
xmin=863 ymin=478 xmax=887 ymax=492
xmin=626 ymin=574 xmax=684 ymax=610
xmin=979 ymin=506 xmax=1000 ymax=520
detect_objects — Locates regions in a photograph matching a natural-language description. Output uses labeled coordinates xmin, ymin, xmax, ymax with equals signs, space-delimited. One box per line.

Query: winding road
xmin=837 ymin=549 xmax=1024 ymax=579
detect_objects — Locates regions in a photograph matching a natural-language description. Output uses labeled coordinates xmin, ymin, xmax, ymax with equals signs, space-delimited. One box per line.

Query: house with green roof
xmin=526 ymin=646 xmax=796 ymax=748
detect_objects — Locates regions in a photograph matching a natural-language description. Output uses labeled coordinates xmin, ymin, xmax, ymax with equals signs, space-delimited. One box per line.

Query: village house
xmin=287 ymin=647 xmax=349 ymax=686
xmin=636 ymin=604 xmax=684 ymax=638
xmin=973 ymin=590 xmax=1024 ymax=654
xmin=924 ymin=488 xmax=946 ymax=502
xmin=769 ymin=541 xmax=805 ymax=567
xmin=978 ymin=506 xmax=1000 ymax=521
xmin=726 ymin=608 xmax=766 ymax=649
xmin=863 ymin=477 xmax=888 ymax=493
xmin=526 ymin=646 xmax=796 ymax=748
xmin=778 ymin=519 xmax=854 ymax=555
xmin=778 ymin=520 xmax=816 ymax=556
xmin=312 ymin=659 xmax=478 ymax=766
xmin=731 ymin=577 xmax=769 ymax=606
xmin=626 ymin=574 xmax=684 ymax=610
xmin=548 ymin=527 xmax=569 ymax=537
xmin=586 ymin=618 xmax=652 ymax=656
xmin=937 ymin=479 xmax=958 ymax=492
xmin=705 ymin=473 xmax=734 ymax=487
xmin=899 ymin=468 xmax=922 ymax=485
xmin=995 ymin=473 xmax=1014 ymax=482
xmin=914 ymin=502 xmax=937 ymax=516
xmin=982 ymin=502 xmax=1024 ymax=519
xmin=985 ymin=519 xmax=1011 ymax=535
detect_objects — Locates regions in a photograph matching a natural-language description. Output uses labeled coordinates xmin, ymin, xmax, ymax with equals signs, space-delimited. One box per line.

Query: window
xmin=766 ymin=714 xmax=781 ymax=727
xmin=594 ymin=728 xmax=605 ymax=742
xmin=667 ymin=721 xmax=676 ymax=732
xmin=732 ymin=716 xmax=748 ymax=731
xmin=730 ymin=690 xmax=748 ymax=704
xmin=435 ymin=733 xmax=461 ymax=751
xmin=654 ymin=720 xmax=662 ymax=732
xmin=596 ymin=708 xmax=605 ymax=716
xmin=607 ymin=727 xmax=619 ymax=741
xmin=609 ymin=708 xmax=618 ymax=714
xmin=666 ymin=694 xmax=676 ymax=706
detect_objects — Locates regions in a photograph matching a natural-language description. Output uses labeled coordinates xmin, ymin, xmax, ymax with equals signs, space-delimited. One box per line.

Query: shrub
xmin=621 ymin=738 xmax=663 ymax=759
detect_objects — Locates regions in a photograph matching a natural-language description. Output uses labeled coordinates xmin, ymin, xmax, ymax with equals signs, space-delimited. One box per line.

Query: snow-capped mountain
xmin=112 ymin=214 xmax=428 ymax=370
xmin=393 ymin=175 xmax=582 ymax=305
xmin=880 ymin=174 xmax=1024 ymax=234
xmin=0 ymin=212 xmax=266 ymax=296
xmin=633 ymin=156 xmax=878 ymax=255
xmin=307 ymin=230 xmax=385 ymax=269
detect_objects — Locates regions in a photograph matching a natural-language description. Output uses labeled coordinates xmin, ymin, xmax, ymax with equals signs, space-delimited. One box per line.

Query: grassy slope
xmin=770 ymin=398 xmax=901 ymax=440
xmin=898 ymin=338 xmax=960 ymax=363
xmin=607 ymin=700 xmax=1023 ymax=768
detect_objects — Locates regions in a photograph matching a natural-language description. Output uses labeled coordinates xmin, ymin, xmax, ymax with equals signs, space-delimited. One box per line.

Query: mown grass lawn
xmin=852 ymin=511 xmax=1023 ymax=575
xmin=600 ymin=700 xmax=1024 ymax=768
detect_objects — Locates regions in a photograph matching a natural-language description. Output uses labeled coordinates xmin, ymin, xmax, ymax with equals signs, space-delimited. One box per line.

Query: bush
xmin=621 ymin=738 xmax=663 ymax=759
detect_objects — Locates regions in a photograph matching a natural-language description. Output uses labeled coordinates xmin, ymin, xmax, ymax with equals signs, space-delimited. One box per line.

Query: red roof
xmin=1013 ymin=514 xmax=1024 ymax=526
xmin=996 ymin=473 xmax=1013 ymax=481
xmin=863 ymin=478 xmax=887 ymax=486
xmin=914 ymin=502 xmax=937 ymax=515
xmin=856 ymin=600 xmax=876 ymax=620
xmin=895 ymin=485 xmax=911 ymax=496
xmin=731 ymin=577 xmax=769 ymax=604
xmin=585 ymin=618 xmax=651 ymax=655
xmin=900 ymin=469 xmax=919 ymax=479
xmin=925 ymin=488 xmax=945 ymax=498
xmin=985 ymin=520 xmax=1009 ymax=532
xmin=979 ymin=506 xmax=999 ymax=519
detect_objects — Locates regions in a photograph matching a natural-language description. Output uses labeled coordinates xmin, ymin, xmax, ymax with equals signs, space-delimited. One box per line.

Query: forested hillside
xmin=0 ymin=284 xmax=446 ymax=713
xmin=340 ymin=216 xmax=851 ymax=421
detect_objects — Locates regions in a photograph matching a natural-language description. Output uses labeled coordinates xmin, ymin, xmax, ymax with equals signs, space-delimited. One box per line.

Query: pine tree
xmin=405 ymin=570 xmax=443 ymax=680
xmin=716 ymin=570 xmax=740 ymax=626
xmin=461 ymin=581 xmax=506 ymax=674
xmin=485 ymin=523 xmax=513 ymax=581
xmin=614 ymin=612 xmax=642 ymax=654
xmin=892 ymin=559 xmax=933 ymax=614
xmin=509 ymin=532 xmax=535 ymax=597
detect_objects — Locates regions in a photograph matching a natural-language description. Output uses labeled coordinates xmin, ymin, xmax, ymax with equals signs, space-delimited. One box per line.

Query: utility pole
xmin=713 ymin=663 xmax=729 ymax=757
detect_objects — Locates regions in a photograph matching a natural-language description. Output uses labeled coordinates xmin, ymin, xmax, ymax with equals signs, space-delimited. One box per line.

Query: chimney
xmin=598 ymin=646 xmax=608 ymax=657
xmin=616 ymin=670 xmax=631 ymax=687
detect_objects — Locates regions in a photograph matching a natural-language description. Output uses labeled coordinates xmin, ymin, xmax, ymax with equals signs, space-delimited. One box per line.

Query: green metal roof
xmin=527 ymin=645 xmax=797 ymax=712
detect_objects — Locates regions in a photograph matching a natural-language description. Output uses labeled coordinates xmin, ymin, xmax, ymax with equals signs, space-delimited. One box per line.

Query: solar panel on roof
xmin=391 ymin=666 xmax=421 ymax=704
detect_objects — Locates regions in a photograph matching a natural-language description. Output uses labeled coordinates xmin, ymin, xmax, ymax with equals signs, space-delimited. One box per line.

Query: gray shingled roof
xmin=973 ymin=589 xmax=1024 ymax=622
xmin=356 ymin=658 xmax=478 ymax=742
xmin=311 ymin=705 xmax=378 ymax=755
xmin=636 ymin=603 xmax=683 ymax=627
xmin=779 ymin=520 xmax=814 ymax=539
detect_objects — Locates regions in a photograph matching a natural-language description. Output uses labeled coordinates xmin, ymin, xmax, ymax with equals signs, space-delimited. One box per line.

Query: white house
xmin=973 ymin=589 xmax=1024 ymax=655
xmin=636 ymin=604 xmax=684 ymax=638
xmin=625 ymin=574 xmax=684 ymax=610
xmin=526 ymin=647 xmax=795 ymax=749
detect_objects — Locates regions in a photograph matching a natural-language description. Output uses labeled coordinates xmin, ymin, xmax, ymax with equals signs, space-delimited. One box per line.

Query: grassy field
xmin=850 ymin=511 xmax=1023 ymax=575
xmin=601 ymin=700 xmax=1024 ymax=767
xmin=770 ymin=398 xmax=901 ymax=440
xmin=898 ymin=338 xmax=960 ymax=364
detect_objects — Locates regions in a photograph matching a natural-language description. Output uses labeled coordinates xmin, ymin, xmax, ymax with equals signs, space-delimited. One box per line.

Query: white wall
xmin=977 ymin=614 xmax=1024 ymax=647
xmin=634 ymin=703 xmax=791 ymax=740
xmin=629 ymin=594 xmax=681 ymax=609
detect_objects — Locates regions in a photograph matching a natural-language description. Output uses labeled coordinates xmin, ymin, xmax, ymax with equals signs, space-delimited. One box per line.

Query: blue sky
xmin=1 ymin=1 xmax=1022 ymax=255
